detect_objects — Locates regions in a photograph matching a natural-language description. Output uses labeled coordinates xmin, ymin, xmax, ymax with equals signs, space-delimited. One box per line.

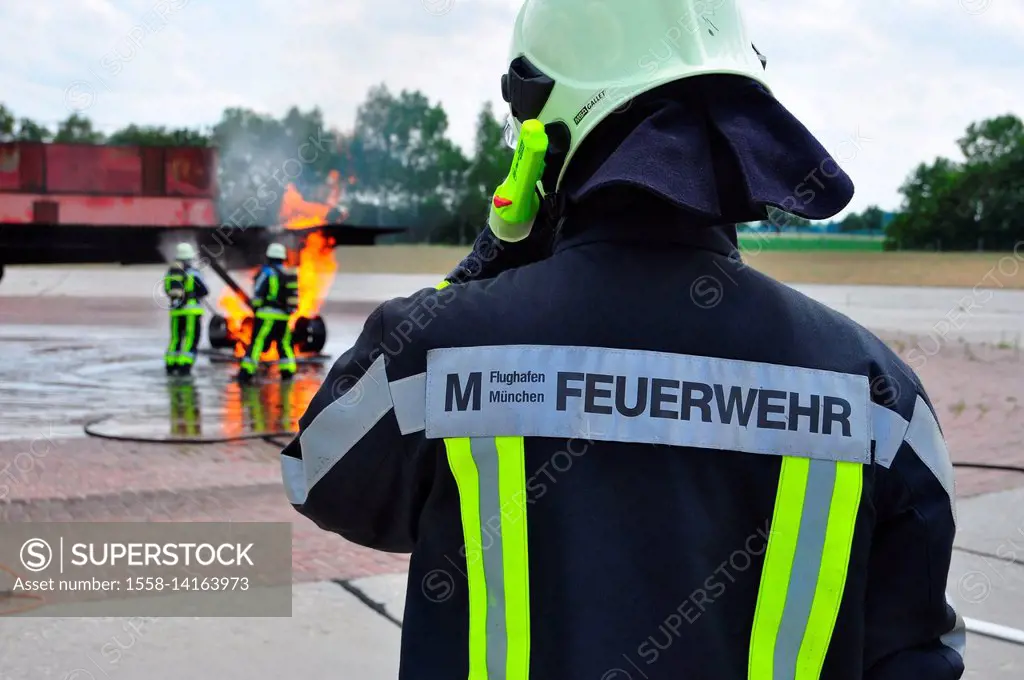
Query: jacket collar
xmin=554 ymin=200 xmax=740 ymax=259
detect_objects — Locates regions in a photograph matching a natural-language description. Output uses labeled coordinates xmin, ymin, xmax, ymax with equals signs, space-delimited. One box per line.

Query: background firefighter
xmin=163 ymin=243 xmax=209 ymax=376
xmin=238 ymin=243 xmax=299 ymax=382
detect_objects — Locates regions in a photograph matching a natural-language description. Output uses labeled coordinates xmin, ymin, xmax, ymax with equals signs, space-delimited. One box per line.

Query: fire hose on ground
xmin=81 ymin=417 xmax=294 ymax=448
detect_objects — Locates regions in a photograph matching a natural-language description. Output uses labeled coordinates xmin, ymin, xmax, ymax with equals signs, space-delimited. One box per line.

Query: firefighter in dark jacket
xmin=163 ymin=243 xmax=209 ymax=376
xmin=238 ymin=243 xmax=299 ymax=382
xmin=279 ymin=1 xmax=965 ymax=678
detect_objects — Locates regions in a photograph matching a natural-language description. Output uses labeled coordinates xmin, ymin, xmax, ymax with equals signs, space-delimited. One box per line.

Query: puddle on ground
xmin=0 ymin=327 xmax=359 ymax=442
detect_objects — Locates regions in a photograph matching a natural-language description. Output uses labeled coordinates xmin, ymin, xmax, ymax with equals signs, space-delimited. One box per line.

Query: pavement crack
xmin=334 ymin=579 xmax=402 ymax=628
xmin=954 ymin=544 xmax=1024 ymax=569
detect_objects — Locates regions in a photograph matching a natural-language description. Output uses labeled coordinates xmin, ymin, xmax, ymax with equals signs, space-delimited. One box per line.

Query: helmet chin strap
xmin=537 ymin=119 xmax=570 ymax=208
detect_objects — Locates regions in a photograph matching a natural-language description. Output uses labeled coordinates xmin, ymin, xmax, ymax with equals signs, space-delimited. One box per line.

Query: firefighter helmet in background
xmin=502 ymin=0 xmax=770 ymax=193
xmin=266 ymin=243 xmax=287 ymax=260
xmin=175 ymin=243 xmax=197 ymax=261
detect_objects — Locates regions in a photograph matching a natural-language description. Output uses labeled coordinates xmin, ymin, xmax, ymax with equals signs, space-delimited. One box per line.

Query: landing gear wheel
xmin=293 ymin=315 xmax=327 ymax=353
xmin=208 ymin=314 xmax=233 ymax=349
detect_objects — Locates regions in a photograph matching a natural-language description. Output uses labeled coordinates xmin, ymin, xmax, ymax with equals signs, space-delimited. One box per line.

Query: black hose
xmin=952 ymin=462 xmax=1024 ymax=474
xmin=83 ymin=416 xmax=294 ymax=445
xmin=948 ymin=462 xmax=1024 ymax=572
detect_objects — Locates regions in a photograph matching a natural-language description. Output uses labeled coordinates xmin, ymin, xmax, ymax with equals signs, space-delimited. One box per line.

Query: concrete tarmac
xmin=4 ymin=265 xmax=1023 ymax=344
xmin=0 ymin=583 xmax=401 ymax=680
xmin=1 ymin=264 xmax=1023 ymax=677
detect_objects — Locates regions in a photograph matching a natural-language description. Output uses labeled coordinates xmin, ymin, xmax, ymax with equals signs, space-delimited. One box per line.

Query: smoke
xmin=213 ymin=112 xmax=339 ymax=227
xmin=157 ymin=231 xmax=197 ymax=263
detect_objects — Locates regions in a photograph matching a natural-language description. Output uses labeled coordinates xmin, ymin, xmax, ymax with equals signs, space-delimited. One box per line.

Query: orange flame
xmin=222 ymin=286 xmax=255 ymax=359
xmin=291 ymin=229 xmax=337 ymax=320
xmin=217 ymin=170 xmax=352 ymax=361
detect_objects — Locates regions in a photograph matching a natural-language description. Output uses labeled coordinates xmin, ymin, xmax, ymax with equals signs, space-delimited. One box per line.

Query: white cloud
xmin=0 ymin=0 xmax=1020 ymax=216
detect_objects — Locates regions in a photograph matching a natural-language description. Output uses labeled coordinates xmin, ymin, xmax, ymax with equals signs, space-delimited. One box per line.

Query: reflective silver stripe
xmin=904 ymin=395 xmax=957 ymax=524
xmin=405 ymin=351 xmax=922 ymax=469
xmin=391 ymin=372 xmax=427 ymax=434
xmin=940 ymin=591 xmax=966 ymax=659
xmin=773 ymin=459 xmax=837 ymax=678
xmin=871 ymin=403 xmax=909 ymax=468
xmin=371 ymin=371 xmax=940 ymax=477
xmin=471 ymin=437 xmax=508 ymax=678
xmin=300 ymin=354 xmax=393 ymax=490
xmin=280 ymin=454 xmax=306 ymax=504
xmin=285 ymin=357 xmax=430 ymax=503
xmin=425 ymin=345 xmax=871 ymax=463
xmin=871 ymin=399 xmax=956 ymax=524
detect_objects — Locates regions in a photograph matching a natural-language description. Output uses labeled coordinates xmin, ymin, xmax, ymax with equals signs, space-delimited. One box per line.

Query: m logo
xmin=445 ymin=372 xmax=481 ymax=411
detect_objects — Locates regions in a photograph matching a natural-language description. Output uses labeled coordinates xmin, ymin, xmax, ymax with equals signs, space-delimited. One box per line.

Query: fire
xmin=217 ymin=170 xmax=353 ymax=362
xmin=222 ymin=286 xmax=256 ymax=359
xmin=291 ymin=229 xmax=337 ymax=320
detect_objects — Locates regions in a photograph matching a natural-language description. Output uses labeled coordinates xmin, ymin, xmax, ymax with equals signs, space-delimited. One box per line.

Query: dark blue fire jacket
xmin=280 ymin=76 xmax=964 ymax=680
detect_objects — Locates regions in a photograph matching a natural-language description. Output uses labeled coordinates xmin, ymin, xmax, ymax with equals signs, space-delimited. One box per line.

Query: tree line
xmin=1 ymin=91 xmax=1021 ymax=250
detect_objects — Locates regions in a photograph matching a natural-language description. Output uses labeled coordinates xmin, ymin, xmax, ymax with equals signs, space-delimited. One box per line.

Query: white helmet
xmin=503 ymin=0 xmax=770 ymax=192
xmin=175 ymin=243 xmax=196 ymax=261
xmin=266 ymin=243 xmax=287 ymax=260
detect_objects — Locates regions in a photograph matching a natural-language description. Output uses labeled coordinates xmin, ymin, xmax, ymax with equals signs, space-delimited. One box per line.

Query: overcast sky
xmin=1 ymin=0 xmax=1021 ymax=216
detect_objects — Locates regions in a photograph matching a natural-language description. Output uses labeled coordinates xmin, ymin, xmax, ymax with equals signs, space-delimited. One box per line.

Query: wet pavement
xmin=0 ymin=315 xmax=358 ymax=444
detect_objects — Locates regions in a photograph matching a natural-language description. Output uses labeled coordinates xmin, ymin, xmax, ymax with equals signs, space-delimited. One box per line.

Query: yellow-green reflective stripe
xmin=281 ymin=325 xmax=296 ymax=361
xmin=775 ymin=459 xmax=835 ymax=680
xmin=748 ymin=457 xmax=863 ymax=680
xmin=444 ymin=436 xmax=531 ymax=680
xmin=494 ymin=436 xmax=530 ymax=680
xmin=444 ymin=437 xmax=488 ymax=680
xmin=795 ymin=461 xmax=862 ymax=679
xmin=185 ymin=274 xmax=195 ymax=293
xmin=249 ymin=319 xmax=275 ymax=359
xmin=180 ymin=315 xmax=197 ymax=355
xmin=269 ymin=274 xmax=279 ymax=300
xmin=436 ymin=280 xmax=450 ymax=290
xmin=749 ymin=456 xmax=808 ymax=679
xmin=167 ymin=317 xmax=180 ymax=356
